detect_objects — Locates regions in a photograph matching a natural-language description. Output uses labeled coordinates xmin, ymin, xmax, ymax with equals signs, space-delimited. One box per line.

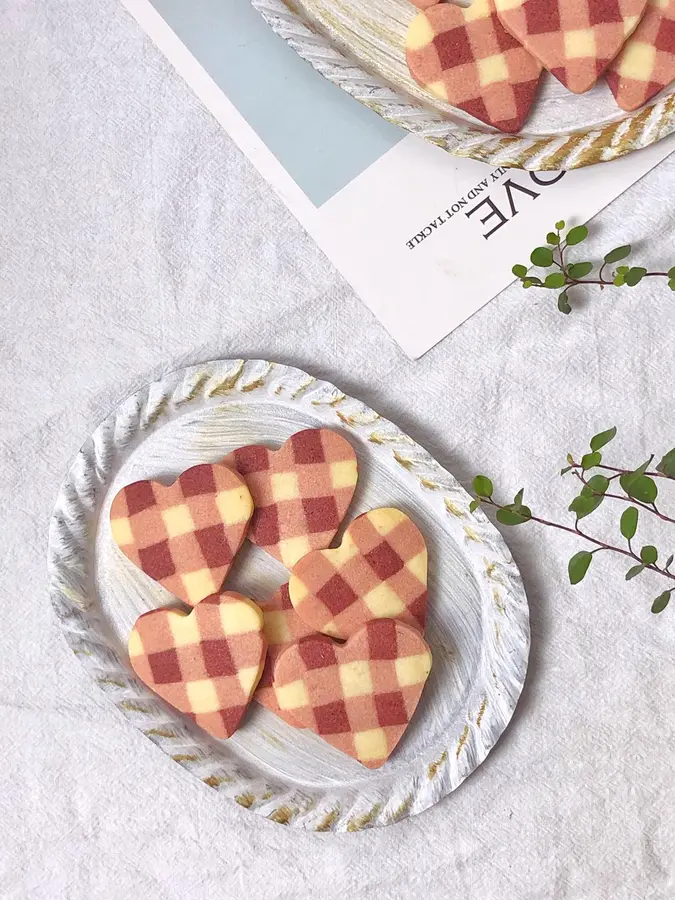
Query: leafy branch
xmin=471 ymin=427 xmax=675 ymax=614
xmin=512 ymin=220 xmax=675 ymax=314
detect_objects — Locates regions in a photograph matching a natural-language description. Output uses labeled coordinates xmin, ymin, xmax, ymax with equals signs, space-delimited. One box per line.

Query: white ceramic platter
xmin=48 ymin=359 xmax=529 ymax=831
xmin=252 ymin=0 xmax=675 ymax=169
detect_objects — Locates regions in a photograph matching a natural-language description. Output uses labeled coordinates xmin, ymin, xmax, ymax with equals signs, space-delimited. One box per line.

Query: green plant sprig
xmin=471 ymin=427 xmax=675 ymax=614
xmin=512 ymin=221 xmax=675 ymax=314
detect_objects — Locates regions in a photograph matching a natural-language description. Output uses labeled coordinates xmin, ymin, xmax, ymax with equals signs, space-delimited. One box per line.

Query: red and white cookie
xmin=288 ymin=508 xmax=427 ymax=641
xmin=273 ymin=619 xmax=432 ymax=768
xmin=110 ymin=463 xmax=253 ymax=607
xmin=607 ymin=0 xmax=675 ymax=109
xmin=406 ymin=0 xmax=543 ymax=133
xmin=494 ymin=0 xmax=648 ymax=93
xmin=128 ymin=591 xmax=266 ymax=739
xmin=223 ymin=429 xmax=358 ymax=569
xmin=254 ymin=583 xmax=315 ymax=725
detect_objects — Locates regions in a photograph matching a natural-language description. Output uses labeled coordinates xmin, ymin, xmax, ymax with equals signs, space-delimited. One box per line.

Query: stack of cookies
xmin=405 ymin=0 xmax=675 ymax=132
xmin=110 ymin=429 xmax=433 ymax=769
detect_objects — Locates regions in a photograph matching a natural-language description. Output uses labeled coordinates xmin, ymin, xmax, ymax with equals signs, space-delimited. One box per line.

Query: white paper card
xmin=121 ymin=0 xmax=675 ymax=358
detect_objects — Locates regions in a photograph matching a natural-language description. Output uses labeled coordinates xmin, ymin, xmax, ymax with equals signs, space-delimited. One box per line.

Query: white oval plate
xmin=48 ymin=359 xmax=529 ymax=831
xmin=253 ymin=0 xmax=675 ymax=169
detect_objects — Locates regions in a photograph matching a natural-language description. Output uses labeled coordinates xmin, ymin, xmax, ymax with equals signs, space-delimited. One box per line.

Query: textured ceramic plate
xmin=48 ymin=359 xmax=529 ymax=831
xmin=252 ymin=0 xmax=675 ymax=169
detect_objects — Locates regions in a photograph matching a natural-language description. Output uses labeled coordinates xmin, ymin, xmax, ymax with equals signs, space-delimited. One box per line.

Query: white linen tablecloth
xmin=1 ymin=0 xmax=674 ymax=897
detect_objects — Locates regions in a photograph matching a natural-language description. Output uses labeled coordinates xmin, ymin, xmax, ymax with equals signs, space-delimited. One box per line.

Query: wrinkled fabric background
xmin=1 ymin=0 xmax=674 ymax=897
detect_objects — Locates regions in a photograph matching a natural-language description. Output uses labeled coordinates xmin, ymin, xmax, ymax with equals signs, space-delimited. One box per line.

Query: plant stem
xmin=569 ymin=462 xmax=673 ymax=481
xmin=571 ymin=470 xmax=675 ymax=525
xmin=481 ymin=497 xmax=675 ymax=582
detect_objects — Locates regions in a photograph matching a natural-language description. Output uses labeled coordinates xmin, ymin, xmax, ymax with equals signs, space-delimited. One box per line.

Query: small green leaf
xmin=472 ymin=475 xmax=493 ymax=498
xmin=640 ymin=545 xmax=658 ymax=565
xmin=569 ymin=493 xmax=604 ymax=519
xmin=614 ymin=274 xmax=626 ymax=287
xmin=522 ymin=280 xmax=533 ymax=289
xmin=547 ymin=232 xmax=560 ymax=245
xmin=668 ymin=278 xmax=675 ymax=291
xmin=652 ymin=591 xmax=671 ymax=614
xmin=590 ymin=426 xmax=617 ymax=452
xmin=544 ymin=272 xmax=566 ymax=288
xmin=668 ymin=266 xmax=675 ymax=279
xmin=620 ymin=507 xmax=638 ymax=541
xmin=656 ymin=448 xmax=675 ymax=478
xmin=566 ymin=225 xmax=588 ymax=246
xmin=624 ymin=266 xmax=647 ymax=287
xmin=469 ymin=499 xmax=481 ymax=513
xmin=569 ymin=550 xmax=593 ymax=585
xmin=581 ymin=451 xmax=602 ymax=470
xmin=496 ymin=505 xmax=532 ymax=526
xmin=567 ymin=262 xmax=593 ymax=279
xmin=626 ymin=563 xmax=646 ymax=580
xmin=616 ymin=266 xmax=630 ymax=275
xmin=513 ymin=488 xmax=525 ymax=506
xmin=620 ymin=473 xmax=658 ymax=504
xmin=557 ymin=292 xmax=571 ymax=314
xmin=512 ymin=264 xmax=528 ymax=278
xmin=603 ymin=245 xmax=632 ymax=264
xmin=530 ymin=246 xmax=554 ymax=267
xmin=555 ymin=220 xmax=566 ymax=231
xmin=582 ymin=474 xmax=609 ymax=496
xmin=560 ymin=465 xmax=573 ymax=475
xmin=666 ymin=554 xmax=674 ymax=570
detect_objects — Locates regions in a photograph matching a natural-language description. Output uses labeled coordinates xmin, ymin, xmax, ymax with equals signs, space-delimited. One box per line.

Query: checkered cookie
xmin=222 ymin=429 xmax=358 ymax=569
xmin=406 ymin=0 xmax=543 ymax=133
xmin=494 ymin=0 xmax=648 ymax=93
xmin=607 ymin=0 xmax=675 ymax=109
xmin=254 ymin=583 xmax=315 ymax=726
xmin=128 ymin=591 xmax=266 ymax=739
xmin=273 ymin=619 xmax=432 ymax=768
xmin=289 ymin=508 xmax=427 ymax=641
xmin=110 ymin=463 xmax=253 ymax=607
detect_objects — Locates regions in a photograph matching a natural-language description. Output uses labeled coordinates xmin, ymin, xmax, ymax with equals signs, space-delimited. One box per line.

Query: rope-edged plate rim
xmin=48 ymin=359 xmax=529 ymax=831
xmin=251 ymin=0 xmax=675 ymax=169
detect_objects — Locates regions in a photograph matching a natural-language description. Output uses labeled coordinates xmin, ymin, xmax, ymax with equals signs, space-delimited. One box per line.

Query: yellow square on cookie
xmin=215 ymin=487 xmax=252 ymax=525
xmin=564 ymin=29 xmax=595 ymax=59
xmin=616 ymin=42 xmax=656 ymax=80
xmin=161 ymin=503 xmax=195 ymax=538
xmin=353 ymin=728 xmax=388 ymax=762
xmin=478 ymin=54 xmax=509 ymax=86
xmin=271 ymin=472 xmax=300 ymax=502
xmin=181 ymin=569 xmax=219 ymax=605
xmin=339 ymin=660 xmax=374 ymax=698
xmin=395 ymin=653 xmax=431 ymax=687
xmin=110 ymin=516 xmax=134 ymax=547
xmin=186 ymin=678 xmax=220 ymax=713
xmin=276 ymin=679 xmax=310 ymax=711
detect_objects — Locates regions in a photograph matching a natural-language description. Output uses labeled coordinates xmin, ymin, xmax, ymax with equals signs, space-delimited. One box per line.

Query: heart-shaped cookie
xmin=494 ymin=0 xmax=648 ymax=93
xmin=606 ymin=0 xmax=675 ymax=109
xmin=110 ymin=463 xmax=253 ymax=607
xmin=254 ymin=583 xmax=315 ymax=725
xmin=223 ymin=429 xmax=358 ymax=569
xmin=406 ymin=0 xmax=543 ymax=133
xmin=273 ymin=619 xmax=432 ymax=768
xmin=128 ymin=591 xmax=266 ymax=739
xmin=288 ymin=508 xmax=428 ymax=641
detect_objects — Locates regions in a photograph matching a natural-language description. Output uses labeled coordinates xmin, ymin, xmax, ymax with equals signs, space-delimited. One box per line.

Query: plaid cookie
xmin=607 ymin=0 xmax=675 ymax=109
xmin=254 ymin=583 xmax=315 ymax=726
xmin=494 ymin=0 xmax=648 ymax=93
xmin=110 ymin=463 xmax=253 ymax=607
xmin=406 ymin=0 xmax=543 ymax=133
xmin=289 ymin=508 xmax=427 ymax=641
xmin=273 ymin=619 xmax=432 ymax=768
xmin=128 ymin=591 xmax=266 ymax=739
xmin=222 ymin=429 xmax=358 ymax=569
